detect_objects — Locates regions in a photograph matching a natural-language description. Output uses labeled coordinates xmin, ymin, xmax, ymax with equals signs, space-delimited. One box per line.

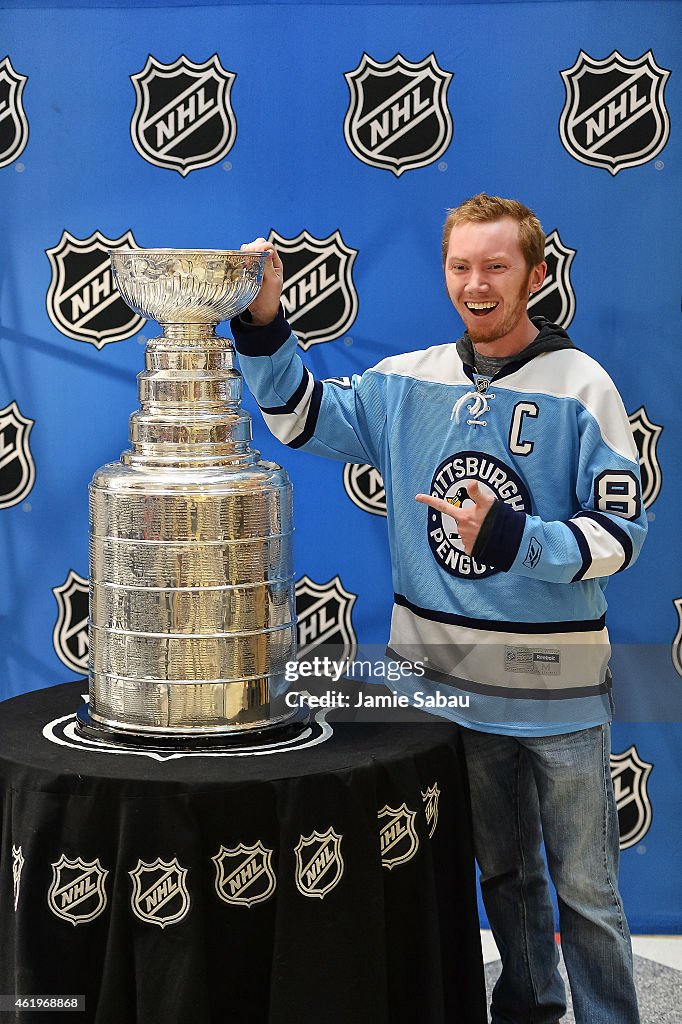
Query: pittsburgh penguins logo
xmin=212 ymin=843 xmax=277 ymax=908
xmin=559 ymin=50 xmax=670 ymax=175
xmin=48 ymin=855 xmax=108 ymax=926
xmin=294 ymin=828 xmax=344 ymax=899
xmin=12 ymin=845 xmax=24 ymax=912
xmin=378 ymin=804 xmax=420 ymax=869
xmin=0 ymin=401 xmax=36 ymax=509
xmin=342 ymin=463 xmax=386 ymax=517
xmin=611 ymin=746 xmax=653 ymax=849
xmin=130 ymin=54 xmax=236 ymax=175
xmin=0 ymin=57 xmax=29 ymax=168
xmin=130 ymin=858 xmax=191 ymax=928
xmin=421 ymin=783 xmax=440 ymax=839
xmin=295 ymin=575 xmax=358 ymax=662
xmin=343 ymin=53 xmax=453 ymax=176
xmin=52 ymin=569 xmax=89 ymax=675
xmin=270 ymin=229 xmax=358 ymax=350
xmin=629 ymin=406 xmax=663 ymax=509
xmin=426 ymin=452 xmax=531 ymax=579
xmin=527 ymin=229 xmax=576 ymax=328
xmin=46 ymin=230 xmax=145 ymax=347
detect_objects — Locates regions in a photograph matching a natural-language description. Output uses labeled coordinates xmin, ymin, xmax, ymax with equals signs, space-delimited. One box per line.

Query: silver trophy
xmin=76 ymin=250 xmax=304 ymax=747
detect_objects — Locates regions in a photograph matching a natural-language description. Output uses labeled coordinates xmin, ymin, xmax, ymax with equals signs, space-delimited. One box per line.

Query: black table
xmin=0 ymin=682 xmax=487 ymax=1024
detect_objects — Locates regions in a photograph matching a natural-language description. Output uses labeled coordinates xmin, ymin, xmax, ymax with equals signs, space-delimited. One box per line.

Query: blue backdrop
xmin=1 ymin=0 xmax=680 ymax=932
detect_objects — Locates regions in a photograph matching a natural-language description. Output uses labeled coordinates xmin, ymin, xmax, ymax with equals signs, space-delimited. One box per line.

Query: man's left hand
xmin=416 ymin=482 xmax=495 ymax=556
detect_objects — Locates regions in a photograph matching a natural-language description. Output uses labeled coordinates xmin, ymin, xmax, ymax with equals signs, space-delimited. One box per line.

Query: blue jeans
xmin=461 ymin=724 xmax=640 ymax=1024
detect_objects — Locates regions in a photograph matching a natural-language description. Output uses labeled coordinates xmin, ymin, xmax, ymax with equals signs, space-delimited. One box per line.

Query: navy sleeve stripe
xmin=475 ymin=500 xmax=525 ymax=572
xmin=394 ymin=592 xmax=606 ymax=634
xmin=259 ymin=366 xmax=310 ymax=415
xmin=573 ymin=510 xmax=634 ymax=572
xmin=565 ymin=520 xmax=593 ymax=582
xmin=230 ymin=306 xmax=292 ymax=357
xmin=288 ymin=381 xmax=324 ymax=449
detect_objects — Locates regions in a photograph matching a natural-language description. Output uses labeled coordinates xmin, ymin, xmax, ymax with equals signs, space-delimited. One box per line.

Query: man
xmin=233 ymin=194 xmax=646 ymax=1023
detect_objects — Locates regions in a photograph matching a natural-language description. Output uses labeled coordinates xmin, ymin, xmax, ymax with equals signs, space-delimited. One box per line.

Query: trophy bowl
xmin=110 ymin=249 xmax=268 ymax=325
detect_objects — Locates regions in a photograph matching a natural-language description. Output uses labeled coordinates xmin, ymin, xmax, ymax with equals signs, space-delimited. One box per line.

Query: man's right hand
xmin=240 ymin=238 xmax=283 ymax=326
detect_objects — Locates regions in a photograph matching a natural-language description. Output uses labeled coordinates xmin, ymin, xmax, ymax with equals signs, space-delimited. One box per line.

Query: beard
xmin=464 ymin=274 xmax=532 ymax=348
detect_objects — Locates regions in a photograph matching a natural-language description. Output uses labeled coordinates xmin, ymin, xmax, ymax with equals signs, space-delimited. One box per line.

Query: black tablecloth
xmin=0 ymin=682 xmax=486 ymax=1024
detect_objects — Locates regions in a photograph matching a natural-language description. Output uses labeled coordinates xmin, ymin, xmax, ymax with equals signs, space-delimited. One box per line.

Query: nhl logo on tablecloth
xmin=270 ymin=229 xmax=358 ymax=349
xmin=46 ymin=230 xmax=144 ymax=347
xmin=0 ymin=401 xmax=35 ymax=510
xmin=48 ymin=855 xmax=108 ymax=925
xmin=344 ymin=53 xmax=453 ymax=176
xmin=421 ymin=783 xmax=440 ymax=839
xmin=295 ymin=575 xmax=358 ymax=662
xmin=130 ymin=54 xmax=236 ymax=175
xmin=0 ymin=57 xmax=29 ymax=168
xmin=559 ymin=50 xmax=670 ymax=175
xmin=129 ymin=858 xmax=191 ymax=928
xmin=342 ymin=463 xmax=386 ymax=517
xmin=212 ymin=842 xmax=277 ymax=908
xmin=527 ymin=230 xmax=576 ymax=329
xmin=294 ymin=828 xmax=344 ymax=899
xmin=378 ymin=803 xmax=420 ymax=869
xmin=12 ymin=845 xmax=25 ymax=912
xmin=52 ymin=569 xmax=89 ymax=675
xmin=610 ymin=746 xmax=653 ymax=849
xmin=629 ymin=406 xmax=663 ymax=509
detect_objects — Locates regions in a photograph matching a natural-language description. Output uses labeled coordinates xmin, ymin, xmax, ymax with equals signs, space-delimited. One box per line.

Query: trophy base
xmin=75 ymin=704 xmax=310 ymax=751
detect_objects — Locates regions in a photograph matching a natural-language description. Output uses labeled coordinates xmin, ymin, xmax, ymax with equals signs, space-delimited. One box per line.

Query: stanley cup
xmin=77 ymin=249 xmax=301 ymax=743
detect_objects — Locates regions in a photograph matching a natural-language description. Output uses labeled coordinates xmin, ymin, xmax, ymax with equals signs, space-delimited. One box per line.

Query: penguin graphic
xmin=445 ymin=484 xmax=476 ymax=542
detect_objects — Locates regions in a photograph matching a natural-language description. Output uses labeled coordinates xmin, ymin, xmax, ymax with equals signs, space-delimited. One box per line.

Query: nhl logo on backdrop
xmin=46 ymin=230 xmax=145 ymax=347
xmin=342 ymin=463 xmax=387 ymax=517
xmin=559 ymin=50 xmax=670 ymax=174
xmin=610 ymin=746 xmax=653 ymax=849
xmin=48 ymin=855 xmax=108 ymax=926
xmin=378 ymin=804 xmax=420 ymax=869
xmin=295 ymin=575 xmax=358 ymax=662
xmin=212 ymin=843 xmax=277 ymax=908
xmin=0 ymin=401 xmax=36 ymax=510
xmin=672 ymin=598 xmax=682 ymax=679
xmin=270 ymin=230 xmax=358 ymax=349
xmin=52 ymin=569 xmax=89 ymax=675
xmin=131 ymin=54 xmax=236 ymax=175
xmin=629 ymin=406 xmax=663 ymax=509
xmin=0 ymin=57 xmax=29 ymax=168
xmin=344 ymin=53 xmax=453 ymax=176
xmin=527 ymin=230 xmax=576 ymax=329
xmin=294 ymin=828 xmax=344 ymax=899
xmin=130 ymin=858 xmax=191 ymax=928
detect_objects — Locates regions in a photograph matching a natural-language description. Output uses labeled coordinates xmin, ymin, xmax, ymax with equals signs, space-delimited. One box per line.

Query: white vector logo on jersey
xmin=427 ymin=451 xmax=531 ymax=579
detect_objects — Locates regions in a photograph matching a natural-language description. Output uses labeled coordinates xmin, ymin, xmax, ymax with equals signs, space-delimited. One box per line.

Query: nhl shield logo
xmin=294 ymin=828 xmax=344 ymax=899
xmin=559 ymin=50 xmax=670 ymax=175
xmin=378 ymin=803 xmax=420 ymax=869
xmin=12 ymin=845 xmax=25 ymax=912
xmin=611 ymin=746 xmax=653 ymax=849
xmin=0 ymin=401 xmax=36 ymax=510
xmin=629 ymin=406 xmax=663 ymax=509
xmin=130 ymin=858 xmax=191 ymax=928
xmin=46 ymin=230 xmax=145 ymax=347
xmin=672 ymin=598 xmax=682 ymax=679
xmin=342 ymin=463 xmax=387 ymax=517
xmin=48 ymin=855 xmax=108 ymax=926
xmin=295 ymin=575 xmax=358 ymax=662
xmin=52 ymin=569 xmax=89 ymax=675
xmin=421 ymin=783 xmax=440 ymax=839
xmin=527 ymin=229 xmax=576 ymax=329
xmin=0 ymin=57 xmax=29 ymax=168
xmin=344 ymin=53 xmax=453 ymax=176
xmin=131 ymin=54 xmax=236 ymax=175
xmin=271 ymin=229 xmax=358 ymax=349
xmin=212 ymin=842 xmax=277 ymax=908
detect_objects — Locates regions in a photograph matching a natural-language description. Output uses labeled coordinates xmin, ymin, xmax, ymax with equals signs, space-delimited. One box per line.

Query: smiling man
xmin=233 ymin=194 xmax=646 ymax=1024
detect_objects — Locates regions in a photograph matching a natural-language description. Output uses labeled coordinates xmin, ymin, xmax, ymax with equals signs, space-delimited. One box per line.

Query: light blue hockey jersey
xmin=233 ymin=311 xmax=647 ymax=736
